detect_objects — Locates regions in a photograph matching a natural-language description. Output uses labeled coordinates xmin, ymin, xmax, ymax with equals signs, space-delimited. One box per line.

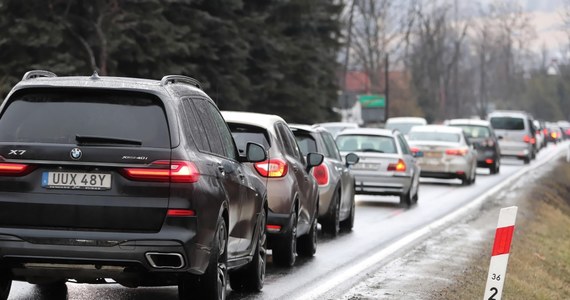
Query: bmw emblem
xmin=70 ymin=148 xmax=82 ymax=160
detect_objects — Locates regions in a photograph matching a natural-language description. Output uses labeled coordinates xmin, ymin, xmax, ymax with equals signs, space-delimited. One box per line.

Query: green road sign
xmin=358 ymin=94 xmax=385 ymax=108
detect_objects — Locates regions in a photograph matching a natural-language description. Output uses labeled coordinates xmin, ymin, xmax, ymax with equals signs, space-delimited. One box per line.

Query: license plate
xmin=424 ymin=151 xmax=442 ymax=158
xmin=42 ymin=172 xmax=112 ymax=190
xmin=354 ymin=163 xmax=379 ymax=170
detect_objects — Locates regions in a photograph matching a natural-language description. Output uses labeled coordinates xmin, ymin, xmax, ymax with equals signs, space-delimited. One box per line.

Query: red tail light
xmin=0 ymin=162 xmax=35 ymax=176
xmin=445 ymin=148 xmax=468 ymax=156
xmin=410 ymin=147 xmax=420 ymax=154
xmin=122 ymin=160 xmax=200 ymax=183
xmin=566 ymin=129 xmax=570 ymax=135
xmin=523 ymin=135 xmax=535 ymax=144
xmin=167 ymin=209 xmax=195 ymax=217
xmin=254 ymin=159 xmax=288 ymax=178
xmin=543 ymin=128 xmax=548 ymax=135
xmin=387 ymin=159 xmax=406 ymax=172
xmin=311 ymin=164 xmax=329 ymax=186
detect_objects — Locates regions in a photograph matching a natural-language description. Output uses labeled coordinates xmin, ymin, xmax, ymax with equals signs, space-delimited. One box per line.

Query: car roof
xmin=385 ymin=117 xmax=427 ymax=124
xmin=409 ymin=125 xmax=463 ymax=134
xmin=447 ymin=119 xmax=491 ymax=127
xmin=289 ymin=124 xmax=329 ymax=134
xmin=336 ymin=127 xmax=396 ymax=137
xmin=221 ymin=111 xmax=286 ymax=128
xmin=10 ymin=74 xmax=206 ymax=98
xmin=488 ymin=110 xmax=530 ymax=118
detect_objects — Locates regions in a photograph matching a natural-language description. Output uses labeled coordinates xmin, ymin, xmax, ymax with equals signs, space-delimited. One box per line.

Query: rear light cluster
xmin=410 ymin=147 xmax=420 ymax=155
xmin=523 ymin=135 xmax=536 ymax=144
xmin=551 ymin=132 xmax=558 ymax=139
xmin=311 ymin=164 xmax=329 ymax=186
xmin=0 ymin=162 xmax=36 ymax=176
xmin=566 ymin=129 xmax=570 ymax=135
xmin=122 ymin=160 xmax=200 ymax=183
xmin=445 ymin=148 xmax=468 ymax=156
xmin=387 ymin=159 xmax=406 ymax=172
xmin=254 ymin=159 xmax=288 ymax=178
xmin=543 ymin=128 xmax=548 ymax=135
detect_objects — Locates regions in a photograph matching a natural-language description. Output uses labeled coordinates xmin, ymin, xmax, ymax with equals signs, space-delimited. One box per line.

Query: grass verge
xmin=433 ymin=158 xmax=570 ymax=300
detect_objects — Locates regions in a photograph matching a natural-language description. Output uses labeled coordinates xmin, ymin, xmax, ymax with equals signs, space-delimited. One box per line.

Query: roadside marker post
xmin=483 ymin=206 xmax=518 ymax=300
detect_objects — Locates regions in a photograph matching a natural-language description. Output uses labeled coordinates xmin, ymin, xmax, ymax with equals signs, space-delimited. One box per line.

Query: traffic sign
xmin=358 ymin=94 xmax=385 ymax=108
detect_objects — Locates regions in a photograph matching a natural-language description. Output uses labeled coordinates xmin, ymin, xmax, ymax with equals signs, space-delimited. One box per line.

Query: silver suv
xmin=488 ymin=111 xmax=536 ymax=164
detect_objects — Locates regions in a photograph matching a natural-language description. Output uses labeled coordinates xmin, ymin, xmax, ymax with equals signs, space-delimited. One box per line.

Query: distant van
xmin=488 ymin=111 xmax=536 ymax=164
xmin=385 ymin=117 xmax=428 ymax=136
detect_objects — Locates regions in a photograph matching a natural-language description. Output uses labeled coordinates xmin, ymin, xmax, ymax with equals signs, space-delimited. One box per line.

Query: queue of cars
xmin=0 ymin=71 xmax=567 ymax=300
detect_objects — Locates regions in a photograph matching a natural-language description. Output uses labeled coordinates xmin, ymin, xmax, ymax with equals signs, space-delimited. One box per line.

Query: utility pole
xmin=384 ymin=54 xmax=389 ymax=122
xmin=453 ymin=0 xmax=460 ymax=117
xmin=341 ymin=0 xmax=357 ymax=122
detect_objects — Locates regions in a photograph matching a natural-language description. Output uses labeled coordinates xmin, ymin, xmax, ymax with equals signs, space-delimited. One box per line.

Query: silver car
xmin=290 ymin=125 xmax=359 ymax=236
xmin=408 ymin=125 xmax=477 ymax=185
xmin=488 ymin=111 xmax=536 ymax=164
xmin=336 ymin=128 xmax=421 ymax=207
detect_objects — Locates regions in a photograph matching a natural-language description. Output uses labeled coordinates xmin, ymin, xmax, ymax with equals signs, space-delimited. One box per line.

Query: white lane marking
xmin=300 ymin=145 xmax=565 ymax=300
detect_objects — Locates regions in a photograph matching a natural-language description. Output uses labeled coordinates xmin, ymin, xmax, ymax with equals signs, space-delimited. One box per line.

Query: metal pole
xmin=385 ymin=53 xmax=389 ymax=122
xmin=342 ymin=0 xmax=357 ymax=122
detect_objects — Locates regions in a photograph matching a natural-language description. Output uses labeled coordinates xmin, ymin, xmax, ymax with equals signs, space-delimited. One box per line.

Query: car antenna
xmin=90 ymin=70 xmax=100 ymax=80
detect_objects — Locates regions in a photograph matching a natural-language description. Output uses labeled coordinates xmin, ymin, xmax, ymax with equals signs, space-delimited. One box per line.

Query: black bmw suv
xmin=0 ymin=71 xmax=268 ymax=300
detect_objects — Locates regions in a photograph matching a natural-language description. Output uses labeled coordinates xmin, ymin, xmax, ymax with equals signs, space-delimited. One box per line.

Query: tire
xmin=322 ymin=190 xmax=340 ymax=236
xmin=399 ymin=189 xmax=412 ymax=208
xmin=340 ymin=191 xmax=355 ymax=232
xmin=229 ymin=210 xmax=267 ymax=292
xmin=523 ymin=156 xmax=530 ymax=164
xmin=470 ymin=166 xmax=477 ymax=184
xmin=461 ymin=174 xmax=470 ymax=186
xmin=35 ymin=280 xmax=67 ymax=298
xmin=272 ymin=212 xmax=297 ymax=267
xmin=179 ymin=218 xmax=228 ymax=300
xmin=412 ymin=184 xmax=419 ymax=204
xmin=490 ymin=160 xmax=500 ymax=174
xmin=297 ymin=206 xmax=318 ymax=257
xmin=0 ymin=269 xmax=11 ymax=300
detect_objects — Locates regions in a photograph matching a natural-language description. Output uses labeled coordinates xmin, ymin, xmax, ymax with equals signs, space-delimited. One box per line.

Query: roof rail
xmin=22 ymin=70 xmax=57 ymax=81
xmin=160 ymin=75 xmax=202 ymax=90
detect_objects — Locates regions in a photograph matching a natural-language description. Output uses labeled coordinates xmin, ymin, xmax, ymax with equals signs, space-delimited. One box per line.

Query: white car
xmin=385 ymin=117 xmax=427 ymax=137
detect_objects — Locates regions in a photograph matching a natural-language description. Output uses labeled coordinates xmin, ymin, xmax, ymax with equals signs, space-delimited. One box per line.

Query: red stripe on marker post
xmin=491 ymin=225 xmax=515 ymax=256
xmin=484 ymin=206 xmax=518 ymax=300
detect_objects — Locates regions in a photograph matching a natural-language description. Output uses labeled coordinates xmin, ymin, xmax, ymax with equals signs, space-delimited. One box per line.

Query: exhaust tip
xmin=145 ymin=252 xmax=185 ymax=269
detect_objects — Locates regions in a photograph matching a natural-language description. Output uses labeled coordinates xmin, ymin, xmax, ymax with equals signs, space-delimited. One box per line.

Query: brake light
xmin=445 ymin=148 xmax=468 ymax=156
xmin=566 ymin=129 xmax=570 ymax=135
xmin=543 ymin=128 xmax=548 ymax=135
xmin=552 ymin=132 xmax=558 ymax=139
xmin=122 ymin=160 xmax=200 ymax=183
xmin=167 ymin=209 xmax=195 ymax=217
xmin=523 ymin=135 xmax=535 ymax=144
xmin=311 ymin=164 xmax=329 ymax=185
xmin=266 ymin=224 xmax=282 ymax=233
xmin=485 ymin=159 xmax=494 ymax=164
xmin=254 ymin=159 xmax=288 ymax=178
xmin=0 ymin=162 xmax=35 ymax=176
xmin=387 ymin=159 xmax=406 ymax=172
xmin=410 ymin=147 xmax=420 ymax=154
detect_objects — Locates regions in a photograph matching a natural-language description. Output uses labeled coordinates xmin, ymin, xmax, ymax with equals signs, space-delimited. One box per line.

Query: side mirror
xmin=245 ymin=142 xmax=266 ymax=163
xmin=345 ymin=153 xmax=359 ymax=167
xmin=306 ymin=152 xmax=324 ymax=172
xmin=498 ymin=136 xmax=504 ymax=140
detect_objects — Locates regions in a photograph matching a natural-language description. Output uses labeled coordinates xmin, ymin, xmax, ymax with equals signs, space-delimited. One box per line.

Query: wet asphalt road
xmin=7 ymin=143 xmax=566 ymax=300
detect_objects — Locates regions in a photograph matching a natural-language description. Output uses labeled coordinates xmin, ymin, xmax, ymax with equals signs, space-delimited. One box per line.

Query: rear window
xmin=408 ymin=132 xmax=460 ymax=143
xmin=293 ymin=133 xmax=317 ymax=156
xmin=0 ymin=90 xmax=170 ymax=148
xmin=450 ymin=125 xmax=491 ymax=138
xmin=227 ymin=123 xmax=270 ymax=155
xmin=490 ymin=117 xmax=525 ymax=130
xmin=336 ymin=134 xmax=397 ymax=154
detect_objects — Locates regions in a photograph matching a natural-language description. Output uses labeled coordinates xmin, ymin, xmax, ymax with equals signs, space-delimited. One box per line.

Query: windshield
xmin=385 ymin=123 xmax=423 ymax=135
xmin=408 ymin=132 xmax=460 ymax=143
xmin=0 ymin=91 xmax=170 ymax=148
xmin=336 ymin=134 xmax=397 ymax=154
xmin=490 ymin=117 xmax=525 ymax=130
xmin=450 ymin=125 xmax=491 ymax=139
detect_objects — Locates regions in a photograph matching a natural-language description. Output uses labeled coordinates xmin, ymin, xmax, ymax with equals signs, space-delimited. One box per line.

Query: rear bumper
xmin=476 ymin=148 xmax=499 ymax=167
xmin=0 ymin=217 xmax=209 ymax=284
xmin=418 ymin=160 xmax=470 ymax=175
xmin=353 ymin=174 xmax=412 ymax=196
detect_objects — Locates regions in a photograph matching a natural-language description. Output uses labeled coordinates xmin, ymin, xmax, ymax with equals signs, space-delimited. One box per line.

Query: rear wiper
xmin=76 ymin=135 xmax=142 ymax=146
xmin=360 ymin=148 xmax=384 ymax=153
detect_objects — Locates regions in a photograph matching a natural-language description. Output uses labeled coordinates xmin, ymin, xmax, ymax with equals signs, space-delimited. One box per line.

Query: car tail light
xmin=485 ymin=159 xmax=494 ymax=164
xmin=410 ymin=147 xmax=420 ymax=154
xmin=266 ymin=224 xmax=282 ymax=233
xmin=0 ymin=162 xmax=36 ymax=176
xmin=311 ymin=164 xmax=329 ymax=186
xmin=445 ymin=148 xmax=468 ymax=156
xmin=566 ymin=129 xmax=570 ymax=135
xmin=167 ymin=209 xmax=195 ymax=217
xmin=551 ymin=132 xmax=558 ymax=139
xmin=543 ymin=128 xmax=548 ymax=135
xmin=122 ymin=160 xmax=200 ymax=183
xmin=387 ymin=159 xmax=406 ymax=172
xmin=254 ymin=159 xmax=288 ymax=178
xmin=523 ymin=135 xmax=535 ymax=144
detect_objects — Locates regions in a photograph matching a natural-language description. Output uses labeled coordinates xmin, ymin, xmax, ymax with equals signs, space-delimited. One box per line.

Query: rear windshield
xmin=293 ymin=133 xmax=317 ymax=156
xmin=450 ymin=125 xmax=491 ymax=138
xmin=336 ymin=134 xmax=397 ymax=154
xmin=490 ymin=117 xmax=525 ymax=130
xmin=0 ymin=90 xmax=170 ymax=148
xmin=408 ymin=132 xmax=460 ymax=143
xmin=385 ymin=122 xmax=423 ymax=135
xmin=227 ymin=123 xmax=270 ymax=155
